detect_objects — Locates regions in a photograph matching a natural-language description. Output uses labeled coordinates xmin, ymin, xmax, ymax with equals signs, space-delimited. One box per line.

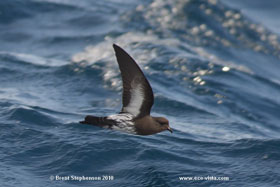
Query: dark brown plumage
xmin=80 ymin=44 xmax=172 ymax=135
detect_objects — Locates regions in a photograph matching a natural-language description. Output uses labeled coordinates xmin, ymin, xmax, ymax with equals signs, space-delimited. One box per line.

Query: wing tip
xmin=113 ymin=43 xmax=120 ymax=50
xmin=113 ymin=43 xmax=128 ymax=56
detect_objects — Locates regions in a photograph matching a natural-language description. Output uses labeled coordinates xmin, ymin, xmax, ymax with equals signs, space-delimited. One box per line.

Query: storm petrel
xmin=80 ymin=44 xmax=172 ymax=135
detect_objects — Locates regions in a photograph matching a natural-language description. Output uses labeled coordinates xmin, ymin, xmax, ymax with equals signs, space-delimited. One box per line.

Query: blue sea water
xmin=1 ymin=0 xmax=280 ymax=186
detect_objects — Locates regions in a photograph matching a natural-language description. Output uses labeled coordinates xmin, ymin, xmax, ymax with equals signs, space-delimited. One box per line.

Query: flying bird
xmin=80 ymin=44 xmax=172 ymax=135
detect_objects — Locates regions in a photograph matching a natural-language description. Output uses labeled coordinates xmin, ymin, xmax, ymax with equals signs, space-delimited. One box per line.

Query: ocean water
xmin=1 ymin=0 xmax=280 ymax=186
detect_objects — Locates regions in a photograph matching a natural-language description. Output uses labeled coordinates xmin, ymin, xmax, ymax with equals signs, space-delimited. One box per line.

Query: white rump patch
xmin=123 ymin=84 xmax=144 ymax=116
xmin=107 ymin=113 xmax=136 ymax=134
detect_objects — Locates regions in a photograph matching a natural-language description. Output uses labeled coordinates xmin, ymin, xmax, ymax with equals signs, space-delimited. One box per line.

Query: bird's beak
xmin=167 ymin=126 xmax=173 ymax=133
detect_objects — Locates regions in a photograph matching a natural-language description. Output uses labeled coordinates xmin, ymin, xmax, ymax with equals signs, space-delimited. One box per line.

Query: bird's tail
xmin=80 ymin=115 xmax=112 ymax=127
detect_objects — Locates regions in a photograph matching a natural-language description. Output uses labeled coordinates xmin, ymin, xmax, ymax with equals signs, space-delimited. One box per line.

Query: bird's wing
xmin=113 ymin=44 xmax=154 ymax=118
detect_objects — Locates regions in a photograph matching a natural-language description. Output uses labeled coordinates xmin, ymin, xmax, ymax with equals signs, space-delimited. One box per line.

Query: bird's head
xmin=153 ymin=117 xmax=172 ymax=133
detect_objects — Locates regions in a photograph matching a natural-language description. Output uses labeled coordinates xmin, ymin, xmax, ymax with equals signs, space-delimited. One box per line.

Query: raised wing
xmin=113 ymin=44 xmax=154 ymax=118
